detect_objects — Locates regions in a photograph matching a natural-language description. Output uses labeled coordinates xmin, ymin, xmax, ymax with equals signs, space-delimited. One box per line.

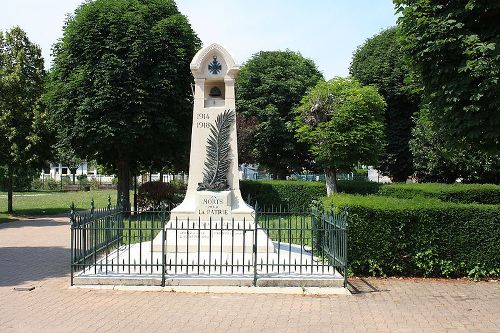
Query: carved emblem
xmin=208 ymin=56 xmax=222 ymax=75
xmin=198 ymin=110 xmax=235 ymax=191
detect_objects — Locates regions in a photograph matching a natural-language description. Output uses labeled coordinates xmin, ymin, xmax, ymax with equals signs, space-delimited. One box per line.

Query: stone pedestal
xmin=153 ymin=43 xmax=274 ymax=255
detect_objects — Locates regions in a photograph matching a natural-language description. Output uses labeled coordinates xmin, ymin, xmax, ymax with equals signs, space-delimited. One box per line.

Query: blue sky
xmin=0 ymin=0 xmax=397 ymax=79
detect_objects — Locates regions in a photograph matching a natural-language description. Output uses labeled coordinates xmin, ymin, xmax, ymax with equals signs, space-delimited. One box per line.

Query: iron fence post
xmin=253 ymin=203 xmax=259 ymax=287
xmin=70 ymin=202 xmax=76 ymax=286
xmin=162 ymin=220 xmax=166 ymax=287
xmin=343 ymin=206 xmax=349 ymax=288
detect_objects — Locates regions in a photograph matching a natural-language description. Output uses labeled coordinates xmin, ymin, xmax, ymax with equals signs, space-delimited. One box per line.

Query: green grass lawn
xmin=0 ymin=190 xmax=121 ymax=222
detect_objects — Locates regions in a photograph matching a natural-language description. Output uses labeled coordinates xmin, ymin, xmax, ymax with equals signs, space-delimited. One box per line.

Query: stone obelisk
xmin=153 ymin=43 xmax=274 ymax=253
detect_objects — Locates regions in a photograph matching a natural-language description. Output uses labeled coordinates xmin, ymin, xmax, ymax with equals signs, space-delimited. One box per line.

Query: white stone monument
xmin=153 ymin=43 xmax=274 ymax=254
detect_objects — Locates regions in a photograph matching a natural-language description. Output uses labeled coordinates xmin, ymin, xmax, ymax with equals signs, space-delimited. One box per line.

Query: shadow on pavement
xmin=348 ymin=278 xmax=390 ymax=294
xmin=0 ymin=217 xmax=68 ymax=229
xmin=0 ymin=246 xmax=69 ymax=287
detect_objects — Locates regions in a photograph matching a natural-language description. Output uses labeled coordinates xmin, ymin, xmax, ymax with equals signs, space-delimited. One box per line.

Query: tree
xmin=350 ymin=27 xmax=420 ymax=182
xmin=54 ymin=144 xmax=85 ymax=185
xmin=0 ymin=27 xmax=45 ymax=213
xmin=236 ymin=113 xmax=257 ymax=165
xmin=411 ymin=105 xmax=500 ymax=183
xmin=47 ymin=0 xmax=201 ymax=209
xmin=295 ymin=77 xmax=386 ymax=195
xmin=395 ymin=0 xmax=500 ymax=152
xmin=236 ymin=50 xmax=323 ymax=179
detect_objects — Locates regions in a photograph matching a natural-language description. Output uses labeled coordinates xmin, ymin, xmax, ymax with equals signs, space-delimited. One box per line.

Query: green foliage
xmin=350 ymin=27 xmax=420 ymax=181
xmin=0 ymin=27 xmax=46 ymax=212
xmin=31 ymin=177 xmax=60 ymax=191
xmin=241 ymin=180 xmax=325 ymax=211
xmin=379 ymin=182 xmax=500 ymax=205
xmin=235 ymin=113 xmax=257 ymax=164
xmin=77 ymin=174 xmax=89 ymax=188
xmin=410 ymin=106 xmax=500 ymax=183
xmin=395 ymin=0 xmax=500 ymax=151
xmin=0 ymin=166 xmax=38 ymax=192
xmin=240 ymin=180 xmax=381 ymax=210
xmin=338 ymin=180 xmax=380 ymax=195
xmin=46 ymin=0 xmax=201 ymax=208
xmin=236 ymin=50 xmax=323 ymax=178
xmin=353 ymin=168 xmax=368 ymax=181
xmin=137 ymin=181 xmax=186 ymax=209
xmin=295 ymin=77 xmax=386 ymax=194
xmin=325 ymin=193 xmax=500 ymax=277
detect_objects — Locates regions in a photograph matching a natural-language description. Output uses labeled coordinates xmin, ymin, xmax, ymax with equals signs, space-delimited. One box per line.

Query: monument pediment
xmin=190 ymin=43 xmax=239 ymax=79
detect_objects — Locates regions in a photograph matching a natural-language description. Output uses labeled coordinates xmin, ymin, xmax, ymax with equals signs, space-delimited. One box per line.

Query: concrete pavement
xmin=1 ymin=216 xmax=499 ymax=332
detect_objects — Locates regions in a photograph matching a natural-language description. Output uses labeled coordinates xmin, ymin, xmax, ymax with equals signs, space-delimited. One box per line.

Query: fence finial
xmin=70 ymin=202 xmax=76 ymax=225
xmin=90 ymin=197 xmax=95 ymax=216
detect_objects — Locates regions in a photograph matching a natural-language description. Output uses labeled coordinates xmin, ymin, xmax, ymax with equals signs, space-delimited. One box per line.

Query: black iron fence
xmin=70 ymin=199 xmax=348 ymax=287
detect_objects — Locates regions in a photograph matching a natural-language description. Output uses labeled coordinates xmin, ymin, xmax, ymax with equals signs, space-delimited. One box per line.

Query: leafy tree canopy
xmin=350 ymin=26 xmax=420 ymax=182
xmin=411 ymin=105 xmax=499 ymax=183
xmin=395 ymin=0 xmax=500 ymax=152
xmin=295 ymin=77 xmax=386 ymax=195
xmin=0 ymin=26 xmax=46 ymax=212
xmin=47 ymin=0 xmax=201 ymax=207
xmin=236 ymin=50 xmax=323 ymax=179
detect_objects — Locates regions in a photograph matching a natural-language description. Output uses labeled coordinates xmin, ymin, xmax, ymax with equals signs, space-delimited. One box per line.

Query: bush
xmin=378 ymin=183 xmax=500 ymax=204
xmin=31 ymin=177 xmax=60 ymax=191
xmin=324 ymin=194 xmax=500 ymax=278
xmin=0 ymin=166 xmax=38 ymax=191
xmin=89 ymin=178 xmax=100 ymax=190
xmin=77 ymin=174 xmax=89 ymax=188
xmin=61 ymin=175 xmax=72 ymax=185
xmin=353 ymin=168 xmax=368 ymax=181
xmin=31 ymin=178 xmax=44 ymax=190
xmin=337 ymin=180 xmax=380 ymax=194
xmin=137 ymin=181 xmax=186 ymax=209
xmin=240 ymin=180 xmax=325 ymax=210
xmin=240 ymin=180 xmax=380 ymax=210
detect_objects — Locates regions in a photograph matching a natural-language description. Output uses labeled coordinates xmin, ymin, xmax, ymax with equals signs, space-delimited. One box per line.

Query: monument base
xmin=152 ymin=221 xmax=274 ymax=253
xmin=152 ymin=190 xmax=275 ymax=254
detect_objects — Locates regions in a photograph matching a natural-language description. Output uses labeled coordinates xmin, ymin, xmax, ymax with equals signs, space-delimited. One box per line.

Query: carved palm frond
xmin=198 ymin=109 xmax=235 ymax=191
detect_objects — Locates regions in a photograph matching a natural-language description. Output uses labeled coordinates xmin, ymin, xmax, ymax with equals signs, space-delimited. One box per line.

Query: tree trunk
xmin=116 ymin=159 xmax=131 ymax=211
xmin=274 ymin=169 xmax=287 ymax=180
xmin=7 ymin=164 xmax=14 ymax=214
xmin=325 ymin=167 xmax=338 ymax=196
xmin=133 ymin=175 xmax=138 ymax=214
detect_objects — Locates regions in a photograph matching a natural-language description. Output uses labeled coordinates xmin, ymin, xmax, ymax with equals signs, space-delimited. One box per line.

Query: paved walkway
xmin=0 ymin=217 xmax=499 ymax=333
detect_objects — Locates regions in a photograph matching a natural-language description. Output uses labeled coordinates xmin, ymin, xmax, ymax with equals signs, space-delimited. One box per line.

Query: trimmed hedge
xmin=138 ymin=181 xmax=186 ymax=209
xmin=240 ymin=180 xmax=381 ymax=210
xmin=324 ymin=194 xmax=500 ymax=278
xmin=379 ymin=183 xmax=500 ymax=204
xmin=240 ymin=180 xmax=325 ymax=210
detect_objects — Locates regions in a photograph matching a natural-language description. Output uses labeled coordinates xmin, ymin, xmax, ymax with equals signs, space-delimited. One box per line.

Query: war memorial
xmin=70 ymin=44 xmax=348 ymax=289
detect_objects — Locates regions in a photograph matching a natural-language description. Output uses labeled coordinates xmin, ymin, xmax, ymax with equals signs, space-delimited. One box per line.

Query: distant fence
xmin=70 ymin=200 xmax=348 ymax=287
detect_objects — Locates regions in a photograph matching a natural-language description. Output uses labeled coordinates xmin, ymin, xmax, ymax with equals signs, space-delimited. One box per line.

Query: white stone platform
xmin=152 ymin=220 xmax=275 ymax=253
xmin=74 ymin=241 xmax=344 ymax=287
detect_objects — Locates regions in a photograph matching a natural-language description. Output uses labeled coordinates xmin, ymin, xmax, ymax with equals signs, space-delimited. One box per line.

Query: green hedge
xmin=378 ymin=183 xmax=500 ymax=204
xmin=240 ymin=180 xmax=325 ymax=210
xmin=240 ymin=180 xmax=381 ymax=210
xmin=324 ymin=194 xmax=500 ymax=278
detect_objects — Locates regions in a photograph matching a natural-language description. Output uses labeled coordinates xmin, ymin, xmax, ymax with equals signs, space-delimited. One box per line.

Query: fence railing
xmin=70 ymin=201 xmax=348 ymax=287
